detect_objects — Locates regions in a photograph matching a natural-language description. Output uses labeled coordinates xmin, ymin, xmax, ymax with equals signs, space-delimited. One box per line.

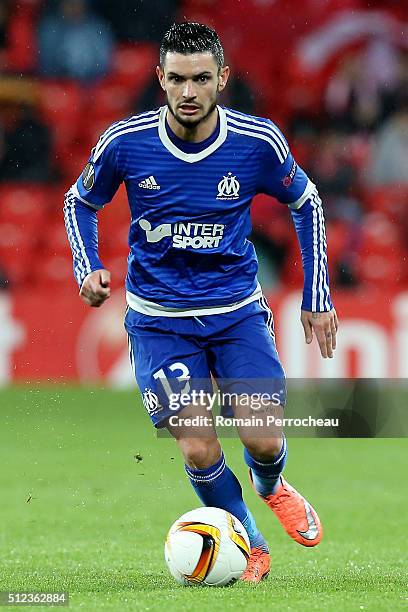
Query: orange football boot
xmin=249 ymin=472 xmax=323 ymax=547
xmin=240 ymin=547 xmax=270 ymax=583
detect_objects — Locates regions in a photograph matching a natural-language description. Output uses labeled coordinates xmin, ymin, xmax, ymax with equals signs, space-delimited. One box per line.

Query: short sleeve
xmin=74 ymin=137 xmax=122 ymax=209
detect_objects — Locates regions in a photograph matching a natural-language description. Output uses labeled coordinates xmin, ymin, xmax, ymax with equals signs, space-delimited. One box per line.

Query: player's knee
xmin=179 ymin=438 xmax=222 ymax=469
xmin=244 ymin=436 xmax=283 ymax=461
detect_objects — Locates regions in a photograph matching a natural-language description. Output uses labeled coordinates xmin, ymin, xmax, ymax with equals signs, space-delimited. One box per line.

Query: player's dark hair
xmin=160 ymin=22 xmax=224 ymax=71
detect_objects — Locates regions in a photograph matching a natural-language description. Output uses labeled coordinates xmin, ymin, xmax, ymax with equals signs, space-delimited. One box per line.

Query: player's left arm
xmin=289 ymin=184 xmax=338 ymax=358
xmin=257 ymin=126 xmax=338 ymax=358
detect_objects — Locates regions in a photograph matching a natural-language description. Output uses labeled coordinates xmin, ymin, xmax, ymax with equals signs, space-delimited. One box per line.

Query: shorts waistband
xmin=125 ymin=285 xmax=262 ymax=317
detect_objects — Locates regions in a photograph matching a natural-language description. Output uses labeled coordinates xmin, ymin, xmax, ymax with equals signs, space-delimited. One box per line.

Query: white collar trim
xmin=158 ymin=105 xmax=227 ymax=163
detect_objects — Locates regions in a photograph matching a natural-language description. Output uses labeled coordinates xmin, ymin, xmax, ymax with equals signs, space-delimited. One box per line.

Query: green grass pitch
xmin=0 ymin=386 xmax=407 ymax=611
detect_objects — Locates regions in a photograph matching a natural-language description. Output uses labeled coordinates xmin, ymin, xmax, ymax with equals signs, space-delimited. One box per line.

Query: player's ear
xmin=156 ymin=65 xmax=166 ymax=90
xmin=217 ymin=66 xmax=230 ymax=93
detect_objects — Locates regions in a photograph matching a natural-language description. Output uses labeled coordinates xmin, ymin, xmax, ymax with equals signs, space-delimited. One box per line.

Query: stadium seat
xmin=38 ymin=81 xmax=83 ymax=154
xmin=61 ymin=145 xmax=90 ymax=183
xmin=98 ymin=185 xmax=131 ymax=230
xmin=0 ymin=184 xmax=50 ymax=228
xmin=36 ymin=253 xmax=75 ymax=289
xmin=46 ymin=219 xmax=73 ymax=258
xmin=251 ymin=194 xmax=293 ymax=244
xmin=110 ymin=43 xmax=157 ymax=90
xmin=38 ymin=81 xmax=82 ymax=122
xmin=360 ymin=212 xmax=401 ymax=255
xmin=87 ymin=78 xmax=134 ymax=123
xmin=280 ymin=239 xmax=304 ymax=288
xmin=0 ymin=221 xmax=36 ymax=286
xmin=3 ymin=23 xmax=406 ymax=298
xmin=4 ymin=0 xmax=41 ymax=72
xmin=357 ymin=212 xmax=405 ymax=288
xmin=358 ymin=251 xmax=403 ymax=289
xmin=100 ymin=221 xmax=130 ymax=259
xmin=363 ymin=186 xmax=408 ymax=214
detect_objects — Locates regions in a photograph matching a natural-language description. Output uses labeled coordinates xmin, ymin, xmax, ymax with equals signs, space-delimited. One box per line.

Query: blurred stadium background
xmin=0 ymin=0 xmax=407 ymax=384
xmin=1 ymin=4 xmax=407 ymax=609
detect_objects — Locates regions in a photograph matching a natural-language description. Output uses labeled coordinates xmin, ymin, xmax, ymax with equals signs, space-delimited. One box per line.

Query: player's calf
xmin=167 ymin=402 xmax=269 ymax=553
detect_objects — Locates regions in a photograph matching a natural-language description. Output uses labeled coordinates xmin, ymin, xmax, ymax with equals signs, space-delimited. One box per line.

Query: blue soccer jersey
xmin=64 ymin=105 xmax=333 ymax=314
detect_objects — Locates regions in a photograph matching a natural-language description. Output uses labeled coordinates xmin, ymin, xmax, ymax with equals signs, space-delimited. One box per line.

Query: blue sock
xmin=185 ymin=453 xmax=268 ymax=552
xmin=244 ymin=436 xmax=288 ymax=496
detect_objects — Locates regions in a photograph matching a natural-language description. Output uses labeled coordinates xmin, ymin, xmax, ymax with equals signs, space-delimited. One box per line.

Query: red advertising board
xmin=0 ymin=287 xmax=406 ymax=384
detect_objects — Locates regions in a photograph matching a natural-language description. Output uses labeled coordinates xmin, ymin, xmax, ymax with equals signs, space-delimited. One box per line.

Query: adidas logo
xmin=138 ymin=175 xmax=161 ymax=190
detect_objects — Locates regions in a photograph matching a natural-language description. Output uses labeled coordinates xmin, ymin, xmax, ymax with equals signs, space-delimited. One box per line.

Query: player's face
xmin=157 ymin=52 xmax=229 ymax=129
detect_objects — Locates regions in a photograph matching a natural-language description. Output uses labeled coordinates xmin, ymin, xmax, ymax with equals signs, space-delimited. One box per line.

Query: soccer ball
xmin=164 ymin=507 xmax=250 ymax=586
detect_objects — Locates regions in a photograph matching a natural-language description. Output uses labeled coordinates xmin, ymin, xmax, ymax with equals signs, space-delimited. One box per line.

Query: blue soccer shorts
xmin=124 ymin=296 xmax=286 ymax=428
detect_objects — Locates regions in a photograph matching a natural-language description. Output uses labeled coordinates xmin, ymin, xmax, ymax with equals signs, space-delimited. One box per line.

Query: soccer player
xmin=64 ymin=22 xmax=338 ymax=583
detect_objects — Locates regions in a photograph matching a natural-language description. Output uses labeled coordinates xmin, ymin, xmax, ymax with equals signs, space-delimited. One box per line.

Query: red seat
xmin=0 ymin=184 xmax=50 ymax=228
xmin=98 ymin=185 xmax=130 ymax=230
xmin=363 ymin=185 xmax=408 ymax=215
xmin=77 ymin=117 xmax=120 ymax=152
xmin=100 ymin=221 xmax=130 ymax=258
xmin=35 ymin=253 xmax=75 ymax=288
xmin=38 ymin=81 xmax=82 ymax=125
xmin=5 ymin=0 xmax=41 ymax=72
xmin=251 ymin=194 xmax=293 ymax=245
xmin=358 ymin=251 xmax=403 ymax=289
xmin=44 ymin=219 xmax=72 ymax=258
xmin=87 ymin=79 xmax=134 ymax=123
xmin=0 ymin=221 xmax=36 ymax=286
xmin=38 ymin=81 xmax=83 ymax=158
xmin=0 ymin=220 xmax=36 ymax=251
xmin=360 ymin=212 xmax=401 ymax=256
xmin=60 ymin=147 xmax=90 ymax=183
xmin=38 ymin=81 xmax=85 ymax=177
xmin=280 ymin=238 xmax=304 ymax=288
xmin=0 ymin=255 xmax=31 ymax=287
xmin=357 ymin=211 xmax=405 ymax=288
xmin=110 ymin=43 xmax=157 ymax=90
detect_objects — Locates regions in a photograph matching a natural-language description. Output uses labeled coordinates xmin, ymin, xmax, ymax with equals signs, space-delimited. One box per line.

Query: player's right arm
xmin=63 ymin=134 xmax=122 ymax=307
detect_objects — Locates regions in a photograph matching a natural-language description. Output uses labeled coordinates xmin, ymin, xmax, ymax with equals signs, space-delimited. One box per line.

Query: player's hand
xmin=301 ymin=308 xmax=338 ymax=359
xmin=79 ymin=269 xmax=111 ymax=307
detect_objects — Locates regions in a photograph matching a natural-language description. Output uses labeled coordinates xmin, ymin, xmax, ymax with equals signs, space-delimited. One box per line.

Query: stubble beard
xmin=166 ymin=94 xmax=218 ymax=130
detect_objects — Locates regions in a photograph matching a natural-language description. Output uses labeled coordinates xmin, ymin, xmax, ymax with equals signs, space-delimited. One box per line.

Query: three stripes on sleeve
xmin=290 ymin=186 xmax=332 ymax=312
xmin=63 ymin=188 xmax=103 ymax=287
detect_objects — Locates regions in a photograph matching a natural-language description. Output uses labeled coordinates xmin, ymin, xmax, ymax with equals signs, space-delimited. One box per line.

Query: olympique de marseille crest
xmin=142 ymin=388 xmax=162 ymax=415
xmin=217 ymin=172 xmax=240 ymax=200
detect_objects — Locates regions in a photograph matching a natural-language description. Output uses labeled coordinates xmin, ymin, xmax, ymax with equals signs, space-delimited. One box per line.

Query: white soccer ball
xmin=164 ymin=507 xmax=250 ymax=586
